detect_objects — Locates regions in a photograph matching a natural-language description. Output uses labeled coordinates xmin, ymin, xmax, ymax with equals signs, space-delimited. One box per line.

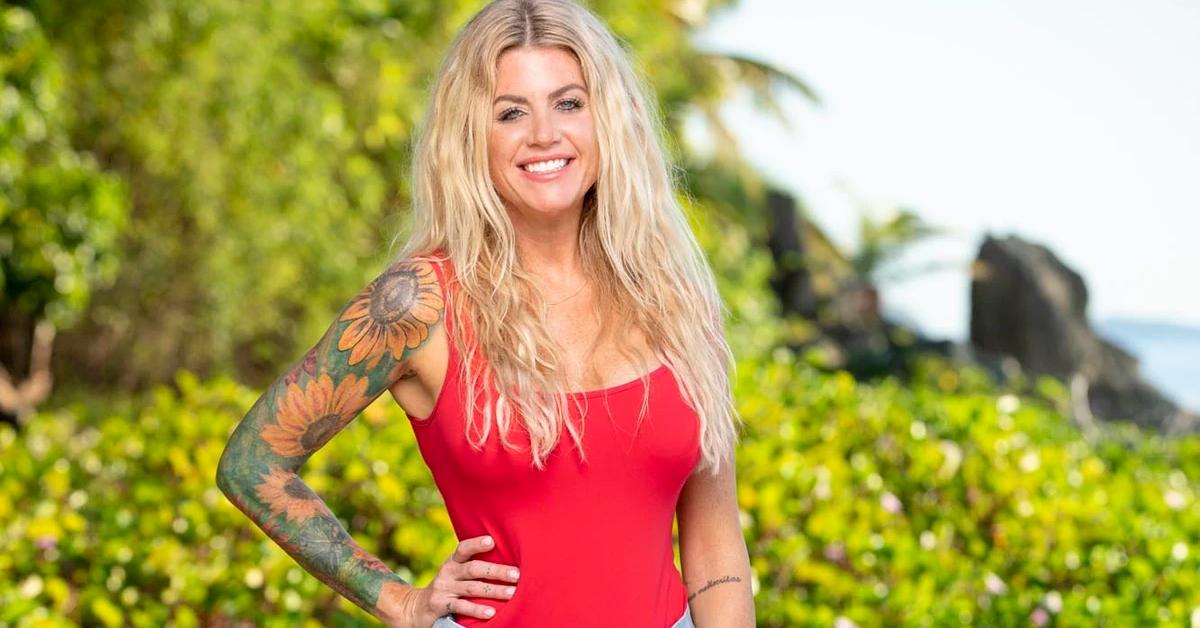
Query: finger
xmin=459 ymin=560 xmax=521 ymax=583
xmin=429 ymin=595 xmax=489 ymax=624
xmin=452 ymin=535 xmax=495 ymax=562
xmin=434 ymin=594 xmax=495 ymax=620
xmin=459 ymin=579 xmax=517 ymax=600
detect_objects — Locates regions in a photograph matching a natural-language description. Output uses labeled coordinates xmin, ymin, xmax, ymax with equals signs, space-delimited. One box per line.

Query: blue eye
xmin=496 ymin=98 xmax=584 ymax=122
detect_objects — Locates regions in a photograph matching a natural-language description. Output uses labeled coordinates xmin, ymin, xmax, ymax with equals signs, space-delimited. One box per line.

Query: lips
xmin=518 ymin=157 xmax=574 ymax=179
xmin=517 ymin=154 xmax=575 ymax=167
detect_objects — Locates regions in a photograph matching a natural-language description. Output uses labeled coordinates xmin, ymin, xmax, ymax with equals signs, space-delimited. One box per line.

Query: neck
xmin=511 ymin=220 xmax=585 ymax=284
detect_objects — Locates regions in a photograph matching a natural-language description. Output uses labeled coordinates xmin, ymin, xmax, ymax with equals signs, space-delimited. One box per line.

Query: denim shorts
xmin=431 ymin=603 xmax=694 ymax=627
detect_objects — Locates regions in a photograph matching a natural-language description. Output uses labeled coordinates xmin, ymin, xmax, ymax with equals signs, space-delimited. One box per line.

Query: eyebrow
xmin=493 ymin=83 xmax=587 ymax=107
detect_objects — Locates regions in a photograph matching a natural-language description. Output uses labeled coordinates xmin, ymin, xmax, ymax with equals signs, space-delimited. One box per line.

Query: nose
xmin=528 ymin=108 xmax=559 ymax=146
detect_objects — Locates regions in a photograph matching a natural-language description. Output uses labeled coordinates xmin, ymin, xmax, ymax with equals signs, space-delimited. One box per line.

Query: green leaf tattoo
xmin=215 ymin=259 xmax=444 ymax=618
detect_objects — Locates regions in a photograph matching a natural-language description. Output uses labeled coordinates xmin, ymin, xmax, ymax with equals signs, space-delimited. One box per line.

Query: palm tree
xmin=663 ymin=1 xmax=823 ymax=164
xmin=853 ymin=206 xmax=951 ymax=285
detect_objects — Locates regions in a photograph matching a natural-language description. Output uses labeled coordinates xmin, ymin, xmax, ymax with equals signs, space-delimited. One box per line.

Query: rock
xmin=969 ymin=234 xmax=1198 ymax=433
xmin=766 ymin=188 xmax=820 ymax=320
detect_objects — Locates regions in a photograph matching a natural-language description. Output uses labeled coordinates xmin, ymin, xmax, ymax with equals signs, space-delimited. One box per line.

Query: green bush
xmin=737 ymin=352 xmax=1200 ymax=626
xmin=0 ymin=6 xmax=128 ymax=326
xmin=2 ymin=357 xmax=1199 ymax=626
xmin=0 ymin=371 xmax=455 ymax=627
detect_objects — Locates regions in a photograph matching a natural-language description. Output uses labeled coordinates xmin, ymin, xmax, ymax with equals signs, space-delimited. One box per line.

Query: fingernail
xmin=485 ymin=608 xmax=495 ymax=617
xmin=483 ymin=537 xmax=493 ymax=546
xmin=505 ymin=586 xmax=516 ymax=596
xmin=509 ymin=569 xmax=519 ymax=579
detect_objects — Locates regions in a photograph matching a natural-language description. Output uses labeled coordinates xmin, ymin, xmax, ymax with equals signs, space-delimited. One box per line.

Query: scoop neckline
xmin=565 ymin=363 xmax=669 ymax=398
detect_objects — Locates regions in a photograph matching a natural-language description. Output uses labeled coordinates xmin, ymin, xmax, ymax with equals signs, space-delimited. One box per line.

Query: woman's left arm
xmin=677 ymin=451 xmax=755 ymax=627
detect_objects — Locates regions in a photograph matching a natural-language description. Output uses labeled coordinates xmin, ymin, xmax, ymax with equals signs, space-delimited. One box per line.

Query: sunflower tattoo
xmin=337 ymin=261 xmax=444 ymax=370
xmin=217 ymin=258 xmax=445 ymax=619
xmin=255 ymin=468 xmax=324 ymax=525
xmin=261 ymin=373 xmax=370 ymax=457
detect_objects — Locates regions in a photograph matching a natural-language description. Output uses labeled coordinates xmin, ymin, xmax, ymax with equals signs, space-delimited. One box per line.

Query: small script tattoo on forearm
xmin=686 ymin=575 xmax=742 ymax=602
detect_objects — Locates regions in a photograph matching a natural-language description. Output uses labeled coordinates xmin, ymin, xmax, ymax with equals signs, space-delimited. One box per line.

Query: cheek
xmin=572 ymin=119 xmax=598 ymax=149
xmin=572 ymin=124 xmax=599 ymax=171
xmin=486 ymin=133 xmax=513 ymax=182
xmin=576 ymin=127 xmax=600 ymax=176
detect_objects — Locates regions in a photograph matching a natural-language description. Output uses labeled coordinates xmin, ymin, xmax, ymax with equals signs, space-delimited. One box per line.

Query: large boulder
xmin=765 ymin=187 xmax=954 ymax=378
xmin=970 ymin=234 xmax=1197 ymax=433
xmin=766 ymin=188 xmax=820 ymax=320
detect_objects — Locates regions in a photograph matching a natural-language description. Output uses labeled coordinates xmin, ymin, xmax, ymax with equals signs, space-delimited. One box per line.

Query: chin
xmin=519 ymin=195 xmax=584 ymax=215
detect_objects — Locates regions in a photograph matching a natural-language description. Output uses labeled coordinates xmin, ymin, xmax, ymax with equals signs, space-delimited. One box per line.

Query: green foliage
xmin=8 ymin=2 xmax=1196 ymax=627
xmin=8 ymin=0 xmax=812 ymax=390
xmin=0 ymin=6 xmax=127 ymax=326
xmin=736 ymin=351 xmax=1200 ymax=626
xmin=3 ymin=354 xmax=1199 ymax=625
xmin=683 ymin=188 xmax=785 ymax=363
xmin=30 ymin=0 xmax=433 ymax=386
xmin=852 ymin=208 xmax=945 ymax=286
xmin=0 ymin=371 xmax=456 ymax=626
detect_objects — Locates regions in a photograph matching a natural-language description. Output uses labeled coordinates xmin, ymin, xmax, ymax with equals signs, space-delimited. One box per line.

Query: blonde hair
xmin=392 ymin=0 xmax=740 ymax=477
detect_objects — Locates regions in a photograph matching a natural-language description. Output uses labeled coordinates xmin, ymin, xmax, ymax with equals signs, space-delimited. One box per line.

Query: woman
xmin=215 ymin=1 xmax=754 ymax=626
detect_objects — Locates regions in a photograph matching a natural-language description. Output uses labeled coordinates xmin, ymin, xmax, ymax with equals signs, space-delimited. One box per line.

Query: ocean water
xmin=1096 ymin=318 xmax=1200 ymax=413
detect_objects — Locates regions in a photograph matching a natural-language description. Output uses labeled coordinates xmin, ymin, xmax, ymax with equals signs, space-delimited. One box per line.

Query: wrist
xmin=375 ymin=580 xmax=419 ymax=626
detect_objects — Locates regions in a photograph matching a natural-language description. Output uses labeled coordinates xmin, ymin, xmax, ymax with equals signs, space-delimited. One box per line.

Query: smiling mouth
xmin=520 ymin=158 xmax=574 ymax=174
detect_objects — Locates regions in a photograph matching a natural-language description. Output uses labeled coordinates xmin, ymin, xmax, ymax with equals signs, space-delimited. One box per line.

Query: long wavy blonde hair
xmin=392 ymin=0 xmax=740 ymax=477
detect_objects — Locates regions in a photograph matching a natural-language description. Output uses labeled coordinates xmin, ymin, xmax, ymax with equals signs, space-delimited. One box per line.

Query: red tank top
xmin=403 ymin=253 xmax=701 ymax=627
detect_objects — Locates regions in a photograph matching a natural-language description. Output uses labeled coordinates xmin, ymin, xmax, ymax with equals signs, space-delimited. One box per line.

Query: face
xmin=487 ymin=46 xmax=599 ymax=222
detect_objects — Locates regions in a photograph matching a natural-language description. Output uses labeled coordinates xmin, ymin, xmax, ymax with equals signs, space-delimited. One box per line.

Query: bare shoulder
xmin=216 ymin=256 xmax=451 ymax=484
xmin=342 ymin=256 xmax=444 ymax=350
xmin=352 ymin=256 xmax=450 ymax=418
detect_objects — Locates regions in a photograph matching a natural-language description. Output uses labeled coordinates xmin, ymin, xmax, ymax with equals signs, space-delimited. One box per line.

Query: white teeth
xmin=522 ymin=158 xmax=568 ymax=173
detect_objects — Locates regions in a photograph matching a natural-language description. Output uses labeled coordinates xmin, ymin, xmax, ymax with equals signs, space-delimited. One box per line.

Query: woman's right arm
xmin=215 ymin=258 xmax=446 ymax=626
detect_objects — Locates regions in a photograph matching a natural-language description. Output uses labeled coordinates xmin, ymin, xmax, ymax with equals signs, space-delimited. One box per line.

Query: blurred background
xmin=2 ymin=0 xmax=1198 ymax=626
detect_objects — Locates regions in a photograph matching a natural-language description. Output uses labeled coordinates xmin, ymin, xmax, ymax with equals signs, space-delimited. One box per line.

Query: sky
xmin=688 ymin=0 xmax=1200 ymax=342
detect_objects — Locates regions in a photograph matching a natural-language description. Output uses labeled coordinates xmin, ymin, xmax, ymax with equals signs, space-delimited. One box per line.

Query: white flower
xmin=984 ymin=572 xmax=1007 ymax=595
xmin=18 ymin=575 xmax=43 ymax=598
xmin=937 ymin=440 xmax=963 ymax=480
xmin=1019 ymin=450 xmax=1041 ymax=473
xmin=244 ymin=568 xmax=264 ymax=589
xmin=1044 ymin=590 xmax=1063 ymax=614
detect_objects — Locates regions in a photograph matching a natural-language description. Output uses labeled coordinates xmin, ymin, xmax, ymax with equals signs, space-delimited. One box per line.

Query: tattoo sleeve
xmin=215 ymin=259 xmax=444 ymax=619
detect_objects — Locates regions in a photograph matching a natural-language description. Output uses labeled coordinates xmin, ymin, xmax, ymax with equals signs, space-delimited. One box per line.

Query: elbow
xmin=215 ymin=454 xmax=257 ymax=518
xmin=215 ymin=442 xmax=246 ymax=502
xmin=214 ymin=457 xmax=234 ymax=496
